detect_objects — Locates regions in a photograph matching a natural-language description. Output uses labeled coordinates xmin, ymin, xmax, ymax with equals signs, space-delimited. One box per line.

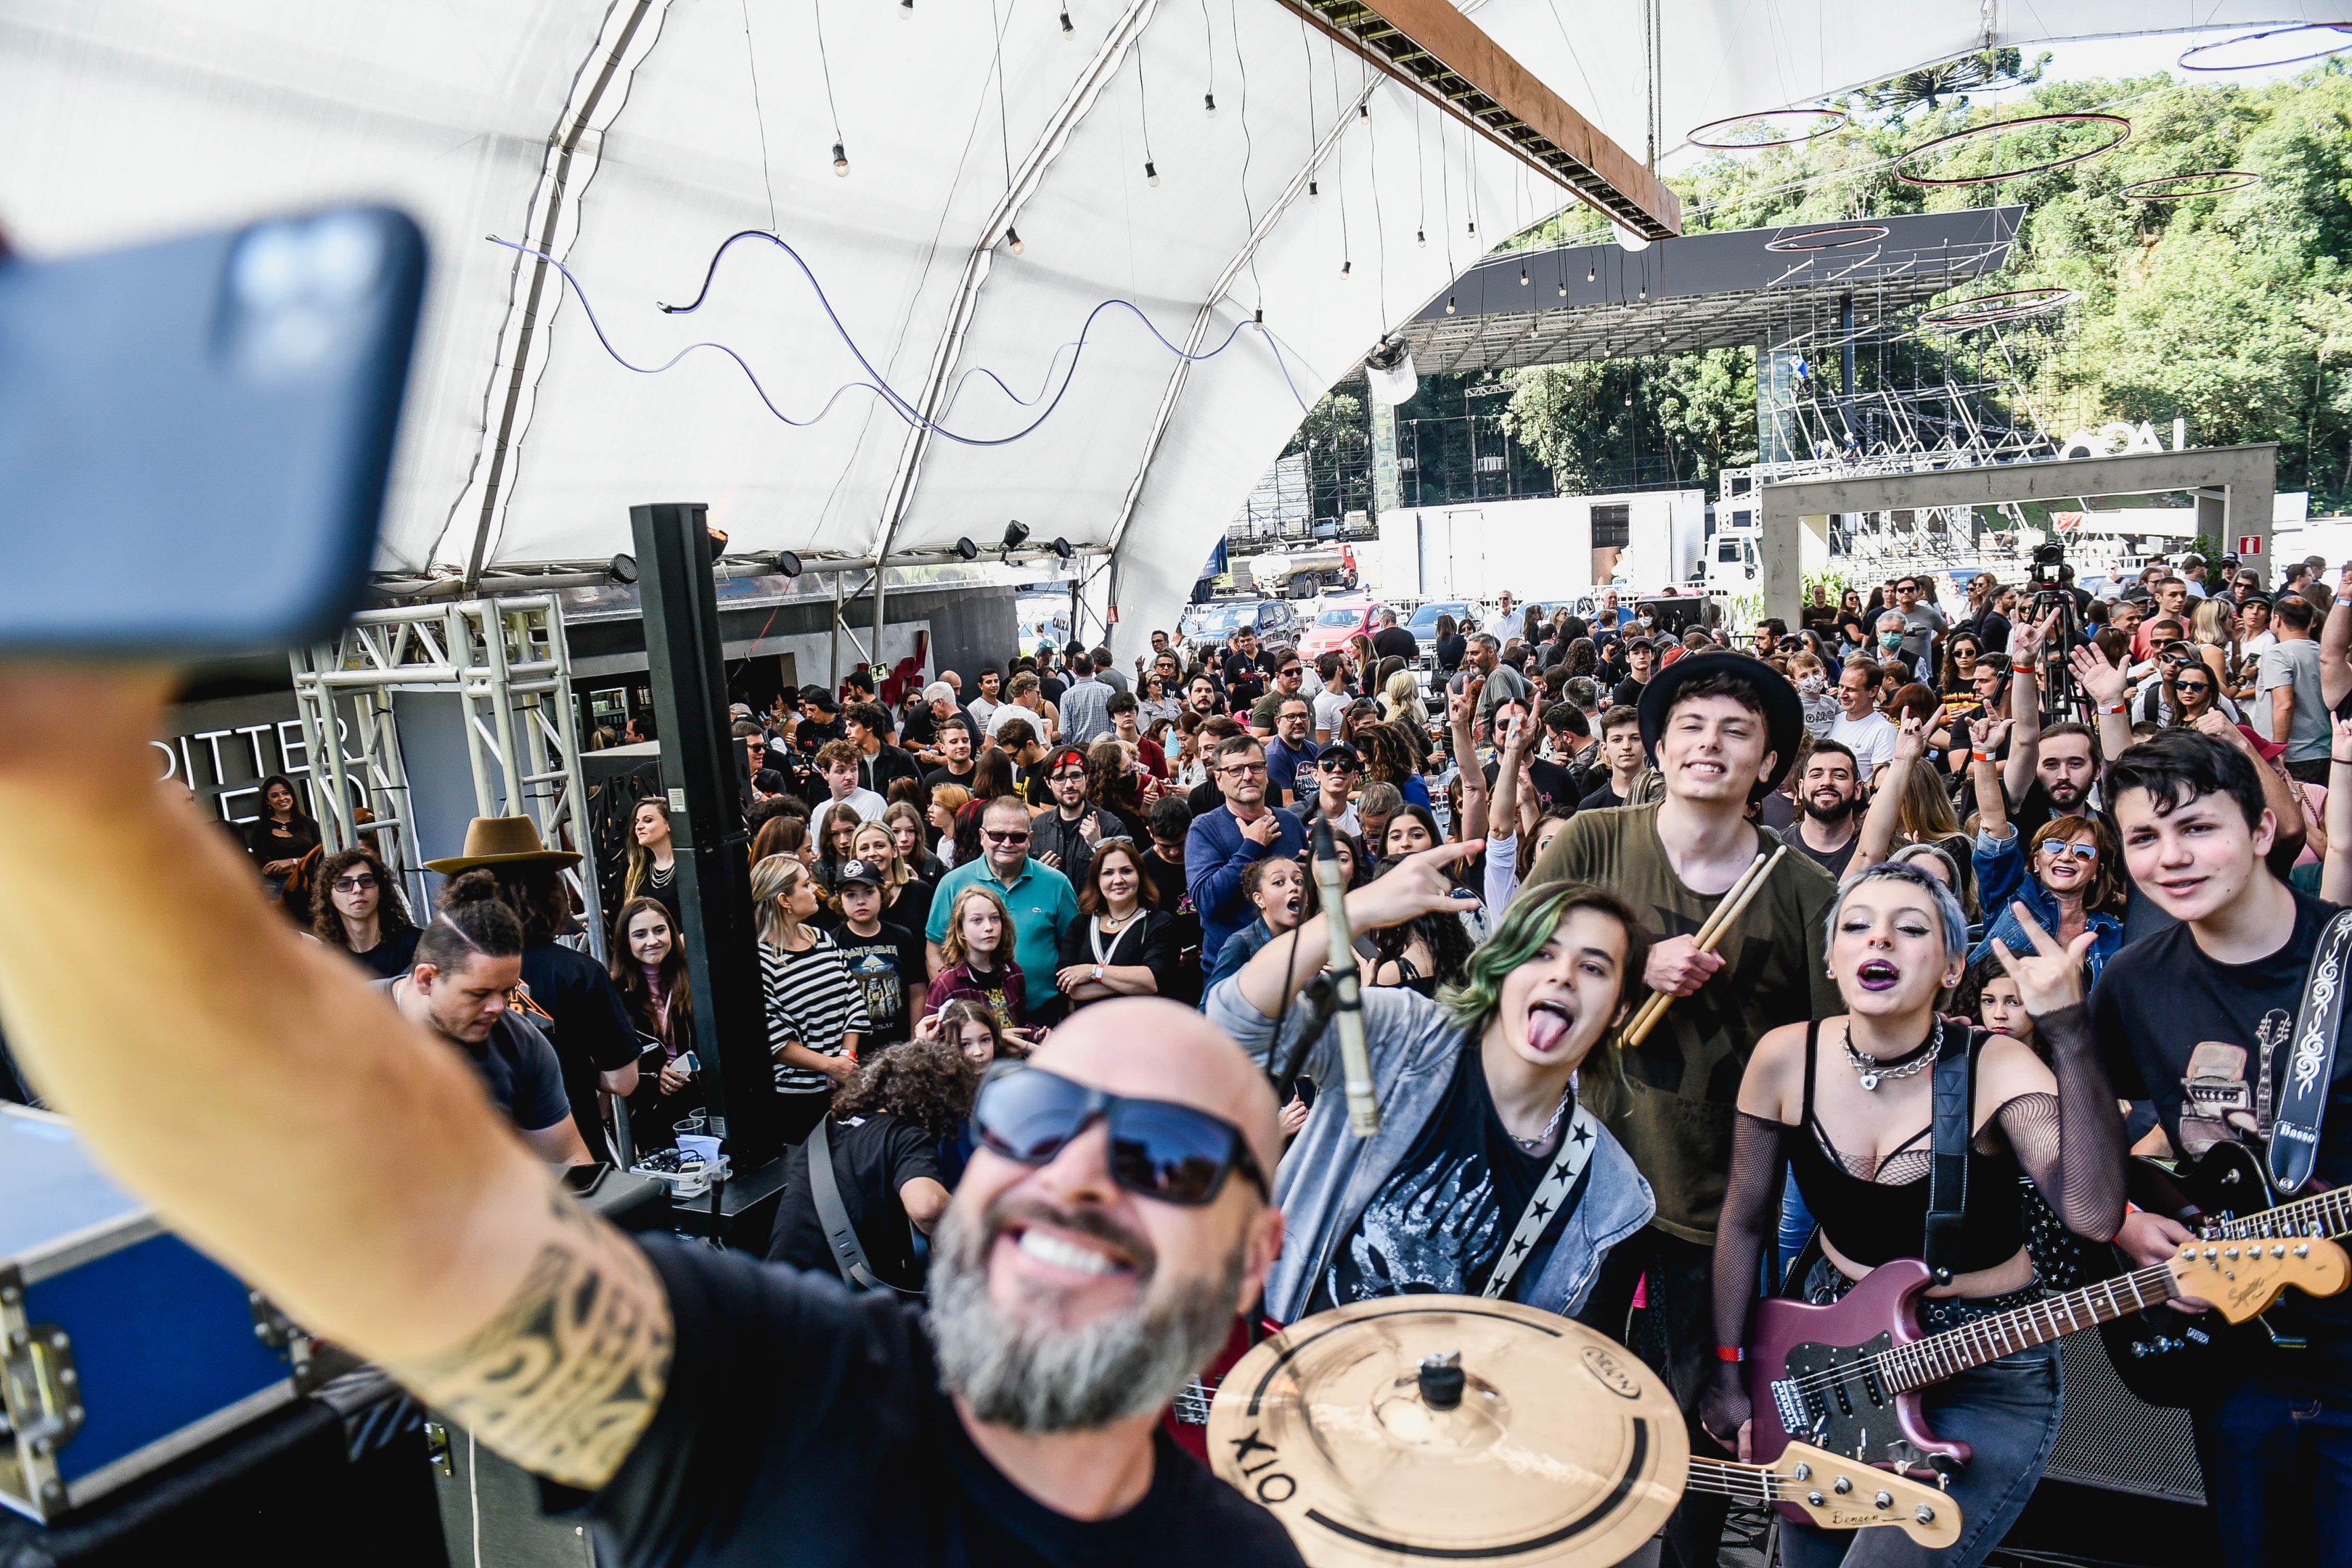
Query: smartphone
xmin=0 ymin=206 xmax=427 ymax=653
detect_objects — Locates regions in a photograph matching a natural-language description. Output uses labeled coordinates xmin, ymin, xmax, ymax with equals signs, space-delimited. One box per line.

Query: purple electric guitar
xmin=1745 ymin=1242 xmax=2348 ymax=1495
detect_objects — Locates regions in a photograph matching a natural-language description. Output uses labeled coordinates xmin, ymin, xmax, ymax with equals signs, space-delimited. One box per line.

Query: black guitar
xmin=2105 ymin=1143 xmax=2337 ymax=1406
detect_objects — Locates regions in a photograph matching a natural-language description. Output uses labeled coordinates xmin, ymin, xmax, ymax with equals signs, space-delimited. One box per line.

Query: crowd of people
xmin=52 ymin=549 xmax=2352 ymax=1568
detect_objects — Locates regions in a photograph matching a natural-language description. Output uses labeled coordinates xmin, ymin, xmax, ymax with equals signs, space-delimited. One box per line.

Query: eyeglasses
xmin=983 ymin=828 xmax=1032 ymax=844
xmin=972 ymin=1063 xmax=1267 ymax=1205
xmin=331 ymin=875 xmax=378 ymax=893
xmin=2038 ymin=841 xmax=2099 ymax=862
xmin=1217 ymin=761 xmax=1267 ymax=776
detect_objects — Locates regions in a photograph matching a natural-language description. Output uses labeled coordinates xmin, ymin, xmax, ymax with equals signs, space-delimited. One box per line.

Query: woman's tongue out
xmin=1526 ymin=1002 xmax=1573 ymax=1053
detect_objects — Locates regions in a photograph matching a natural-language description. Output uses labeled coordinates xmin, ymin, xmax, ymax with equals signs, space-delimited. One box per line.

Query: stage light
xmin=769 ymin=550 xmax=804 ymax=579
xmin=608 ymin=552 xmax=639 ymax=585
xmin=1050 ymin=537 xmax=1075 ymax=559
xmin=1365 ymin=336 xmax=1417 ymax=406
xmin=833 ymin=142 xmax=850 ymax=177
xmin=1145 ymin=160 xmax=1160 ymax=186
xmin=954 ymin=536 xmax=980 ymax=560
xmin=1005 ymin=227 xmax=1024 ymax=255
xmin=1002 ymin=520 xmax=1031 ymax=551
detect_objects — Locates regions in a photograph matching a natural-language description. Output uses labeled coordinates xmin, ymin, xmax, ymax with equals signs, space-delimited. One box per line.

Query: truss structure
xmin=290 ymin=595 xmax=605 ymax=959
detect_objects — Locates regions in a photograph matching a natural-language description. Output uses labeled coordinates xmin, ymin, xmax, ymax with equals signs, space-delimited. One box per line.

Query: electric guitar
xmin=1169 ymin=1322 xmax=1961 ymax=1545
xmin=1745 ymin=1240 xmax=2348 ymax=1497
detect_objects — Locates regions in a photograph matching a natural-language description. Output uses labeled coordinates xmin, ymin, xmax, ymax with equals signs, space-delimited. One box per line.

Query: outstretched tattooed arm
xmin=0 ymin=669 xmax=668 ymax=1490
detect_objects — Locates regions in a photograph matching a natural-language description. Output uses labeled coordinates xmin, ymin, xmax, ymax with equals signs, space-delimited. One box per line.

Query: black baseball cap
xmin=834 ymin=857 xmax=883 ymax=890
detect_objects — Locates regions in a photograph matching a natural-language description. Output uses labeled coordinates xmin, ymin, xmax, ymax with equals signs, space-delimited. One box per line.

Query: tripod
xmin=2028 ymin=583 xmax=2096 ymax=727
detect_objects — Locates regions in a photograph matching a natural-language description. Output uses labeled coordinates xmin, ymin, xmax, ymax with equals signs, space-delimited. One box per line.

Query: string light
xmin=899 ymin=0 xmax=912 ymax=15
xmin=1587 ymin=261 xmax=1596 ymax=282
xmin=1416 ymin=227 xmax=1426 ymax=245
xmin=832 ymin=141 xmax=850 ymax=176
xmin=1519 ymin=260 xmax=1529 ymax=287
xmin=1059 ymin=6 xmax=1072 ymax=32
xmin=1341 ymin=259 xmax=1352 ymax=278
xmin=1146 ymin=159 xmax=1160 ymax=186
xmin=1006 ymin=227 xmax=1024 ymax=255
xmin=1445 ymin=293 xmax=1457 ymax=314
xmin=1205 ymin=91 xmax=1217 ymax=114
xmin=1310 ymin=177 xmax=1320 ymax=198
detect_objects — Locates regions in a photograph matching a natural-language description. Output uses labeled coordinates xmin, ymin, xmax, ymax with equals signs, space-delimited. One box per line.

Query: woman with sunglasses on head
xmin=926 ymin=883 xmax=1029 ymax=1037
xmin=1212 ymin=846 xmax=1657 ymax=1323
xmin=1967 ymin=714 xmax=2126 ymax=987
xmin=310 ymin=844 xmax=419 ymax=978
xmin=1704 ymin=865 xmax=2123 ymax=1568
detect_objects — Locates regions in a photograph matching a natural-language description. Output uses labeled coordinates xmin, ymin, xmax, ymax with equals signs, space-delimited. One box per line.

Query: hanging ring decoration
xmin=1917 ymin=287 xmax=2077 ymax=332
xmin=1685 ymin=107 xmax=1850 ymax=150
xmin=1763 ymin=223 xmax=1890 ymax=253
xmin=2120 ymin=169 xmax=2263 ymax=201
xmin=2178 ymin=24 xmax=2352 ymax=73
xmin=1892 ymin=112 xmax=2131 ymax=187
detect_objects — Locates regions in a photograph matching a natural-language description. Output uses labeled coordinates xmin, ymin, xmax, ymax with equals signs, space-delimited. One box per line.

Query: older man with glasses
xmin=927 ymin=796 xmax=1081 ymax=1018
xmin=1183 ymin=735 xmax=1307 ymax=970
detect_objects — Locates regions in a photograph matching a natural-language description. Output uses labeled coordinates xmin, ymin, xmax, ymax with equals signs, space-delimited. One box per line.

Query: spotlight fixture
xmin=1050 ymin=536 xmax=1075 ymax=560
xmin=1364 ymin=335 xmax=1418 ymax=406
xmin=1519 ymin=261 xmax=1529 ymax=287
xmin=1001 ymin=520 xmax=1031 ymax=551
xmin=1059 ymin=6 xmax=1072 ymax=32
xmin=767 ymin=550 xmax=804 ymax=579
xmin=832 ymin=142 xmax=850 ymax=177
xmin=608 ymin=552 xmax=639 ymax=585
xmin=1445 ymin=293 xmax=1457 ymax=314
xmin=1005 ymin=226 xmax=1025 ymax=255
xmin=1204 ymin=91 xmax=1217 ymax=115
xmin=1145 ymin=160 xmax=1159 ymax=186
xmin=953 ymin=536 xmax=980 ymax=561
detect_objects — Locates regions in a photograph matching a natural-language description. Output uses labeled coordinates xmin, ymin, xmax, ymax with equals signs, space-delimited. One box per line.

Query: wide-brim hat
xmin=1635 ymin=651 xmax=1805 ymax=794
xmin=424 ymin=815 xmax=582 ymax=874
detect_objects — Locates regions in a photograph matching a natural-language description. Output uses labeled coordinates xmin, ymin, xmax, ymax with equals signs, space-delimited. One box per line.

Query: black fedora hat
xmin=1634 ymin=651 xmax=1805 ymax=794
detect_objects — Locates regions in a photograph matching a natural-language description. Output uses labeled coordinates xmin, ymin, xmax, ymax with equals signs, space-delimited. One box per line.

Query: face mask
xmin=1637 ymin=614 xmax=1654 ymax=629
xmin=1878 ymin=631 xmax=1904 ymax=651
xmin=1798 ymin=674 xmax=1826 ymax=695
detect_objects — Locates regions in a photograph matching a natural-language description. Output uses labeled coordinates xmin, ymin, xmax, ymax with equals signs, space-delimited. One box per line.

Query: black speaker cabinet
xmin=2040 ymin=1328 xmax=2205 ymax=1503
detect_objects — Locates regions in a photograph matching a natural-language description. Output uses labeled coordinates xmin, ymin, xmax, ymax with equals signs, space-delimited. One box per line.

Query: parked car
xmin=1177 ymin=597 xmax=1299 ymax=657
xmin=1299 ymin=600 xmax=1381 ymax=661
xmin=1403 ymin=600 xmax=1471 ymax=642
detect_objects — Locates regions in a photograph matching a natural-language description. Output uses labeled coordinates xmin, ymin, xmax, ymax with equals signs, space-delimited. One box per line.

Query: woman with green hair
xmin=1209 ymin=845 xmax=1657 ymax=1323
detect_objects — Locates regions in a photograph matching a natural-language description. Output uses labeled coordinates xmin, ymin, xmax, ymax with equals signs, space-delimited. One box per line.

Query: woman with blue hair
xmin=1703 ymin=861 xmax=2126 ymax=1568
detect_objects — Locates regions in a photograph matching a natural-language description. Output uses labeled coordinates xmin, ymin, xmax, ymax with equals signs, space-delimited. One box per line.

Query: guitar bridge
xmin=1770 ymin=1376 xmax=1808 ymax=1436
xmin=1172 ymin=1381 xmax=1214 ymax=1426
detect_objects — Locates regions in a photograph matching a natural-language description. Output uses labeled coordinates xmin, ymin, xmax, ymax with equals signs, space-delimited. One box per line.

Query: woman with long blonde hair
xmin=750 ymin=854 xmax=867 ymax=1143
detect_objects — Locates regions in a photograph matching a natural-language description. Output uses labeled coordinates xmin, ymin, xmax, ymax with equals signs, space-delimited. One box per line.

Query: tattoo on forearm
xmin=398 ymin=1198 xmax=672 ymax=1490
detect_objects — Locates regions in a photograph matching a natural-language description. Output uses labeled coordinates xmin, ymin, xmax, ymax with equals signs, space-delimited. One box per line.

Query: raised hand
xmin=1891 ymin=713 xmax=1927 ymax=766
xmin=2067 ymin=638 xmax=2128 ymax=708
xmin=1344 ymin=839 xmax=1484 ymax=931
xmin=1990 ymin=901 xmax=2096 ymax=1016
xmin=2011 ymin=605 xmax=2062 ymax=663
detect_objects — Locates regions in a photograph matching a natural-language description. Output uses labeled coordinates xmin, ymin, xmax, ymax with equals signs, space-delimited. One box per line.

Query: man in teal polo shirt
xmin=926 ymin=795 xmax=1079 ymax=1021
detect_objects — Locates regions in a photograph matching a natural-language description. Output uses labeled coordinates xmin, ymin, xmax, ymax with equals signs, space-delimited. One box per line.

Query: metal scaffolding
xmin=289 ymin=595 xmax=606 ymax=959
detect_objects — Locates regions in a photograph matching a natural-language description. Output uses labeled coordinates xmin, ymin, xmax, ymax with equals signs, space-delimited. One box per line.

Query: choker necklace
xmin=1844 ymin=1018 xmax=1941 ymax=1092
xmin=1511 ymin=1087 xmax=1575 ymax=1151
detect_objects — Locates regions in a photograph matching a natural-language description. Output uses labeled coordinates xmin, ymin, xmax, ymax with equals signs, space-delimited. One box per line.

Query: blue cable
xmin=486 ymin=229 xmax=1308 ymax=446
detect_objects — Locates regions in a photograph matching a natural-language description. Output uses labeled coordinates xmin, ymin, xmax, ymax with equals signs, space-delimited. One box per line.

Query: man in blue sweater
xmin=1184 ymin=734 xmax=1306 ymax=967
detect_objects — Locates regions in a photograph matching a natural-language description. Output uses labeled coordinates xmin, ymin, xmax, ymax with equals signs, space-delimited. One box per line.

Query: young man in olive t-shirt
xmin=1524 ymin=653 xmax=1837 ymax=1568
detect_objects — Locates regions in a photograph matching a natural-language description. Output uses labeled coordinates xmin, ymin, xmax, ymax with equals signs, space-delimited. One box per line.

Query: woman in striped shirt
xmin=751 ymin=854 xmax=869 ymax=1144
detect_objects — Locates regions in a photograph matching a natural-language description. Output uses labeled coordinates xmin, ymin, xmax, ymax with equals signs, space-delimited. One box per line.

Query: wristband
xmin=1971 ymin=750 xmax=1991 ymax=763
xmin=1091 ymin=964 xmax=1105 ymax=984
xmin=2102 ymin=702 xmax=2126 ymax=716
xmin=1715 ymin=1344 xmax=1746 ymax=1363
xmin=2335 ymin=755 xmax=2352 ymax=766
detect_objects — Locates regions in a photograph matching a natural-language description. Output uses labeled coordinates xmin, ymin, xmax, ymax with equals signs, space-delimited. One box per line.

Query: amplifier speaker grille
xmin=2039 ymin=1329 xmax=2205 ymax=1503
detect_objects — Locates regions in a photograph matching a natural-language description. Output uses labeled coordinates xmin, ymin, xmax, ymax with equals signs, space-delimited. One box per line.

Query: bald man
xmin=0 ymin=670 xmax=1301 ymax=1567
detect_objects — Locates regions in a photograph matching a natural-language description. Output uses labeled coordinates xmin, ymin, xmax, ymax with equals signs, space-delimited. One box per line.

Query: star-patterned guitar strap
xmin=1482 ymin=1103 xmax=1601 ymax=1301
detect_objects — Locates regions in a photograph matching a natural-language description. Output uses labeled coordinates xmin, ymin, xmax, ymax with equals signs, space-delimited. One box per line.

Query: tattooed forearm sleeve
xmin=396 ymin=1196 xmax=674 ymax=1490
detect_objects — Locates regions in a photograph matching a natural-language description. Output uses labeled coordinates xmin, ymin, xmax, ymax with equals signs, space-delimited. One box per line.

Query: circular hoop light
xmin=1686 ymin=107 xmax=1850 ymax=150
xmin=2120 ymin=169 xmax=2263 ymax=201
xmin=1917 ymin=287 xmax=2077 ymax=332
xmin=1893 ymin=113 xmax=2131 ymax=187
xmin=2179 ymin=24 xmax=2352 ymax=73
xmin=1763 ymin=223 xmax=1891 ymax=253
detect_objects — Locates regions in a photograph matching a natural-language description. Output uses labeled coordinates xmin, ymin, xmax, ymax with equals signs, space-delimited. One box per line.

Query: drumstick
xmin=1622 ymin=845 xmax=1787 ymax=1048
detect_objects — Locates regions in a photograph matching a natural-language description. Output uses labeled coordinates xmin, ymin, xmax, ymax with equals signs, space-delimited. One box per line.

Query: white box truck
xmin=1373 ymin=491 xmax=1705 ymax=603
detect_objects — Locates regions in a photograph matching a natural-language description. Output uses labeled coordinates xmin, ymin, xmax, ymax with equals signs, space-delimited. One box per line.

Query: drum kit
xmin=1206 ymin=1295 xmax=1959 ymax=1567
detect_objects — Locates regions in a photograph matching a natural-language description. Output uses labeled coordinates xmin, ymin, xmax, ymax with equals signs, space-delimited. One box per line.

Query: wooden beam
xmin=1301 ymin=0 xmax=1680 ymax=237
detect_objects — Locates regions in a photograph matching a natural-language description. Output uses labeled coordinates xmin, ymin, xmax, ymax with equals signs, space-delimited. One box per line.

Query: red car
xmin=1297 ymin=600 xmax=1381 ymax=662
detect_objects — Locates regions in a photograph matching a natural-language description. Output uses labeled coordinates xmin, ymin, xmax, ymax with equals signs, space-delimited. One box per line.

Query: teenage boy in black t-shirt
xmin=822 ymin=859 xmax=928 ymax=1048
xmin=2088 ymin=727 xmax=2352 ymax=1568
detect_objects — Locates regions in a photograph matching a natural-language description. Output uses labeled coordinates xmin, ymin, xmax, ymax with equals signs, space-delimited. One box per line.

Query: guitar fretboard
xmin=2205 ymin=1183 xmax=2351 ymax=1243
xmin=1877 ymin=1266 xmax=2176 ymax=1393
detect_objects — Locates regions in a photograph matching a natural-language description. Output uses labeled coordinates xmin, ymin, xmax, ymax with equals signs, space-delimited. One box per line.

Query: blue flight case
xmin=1 ymin=1104 xmax=310 ymax=1523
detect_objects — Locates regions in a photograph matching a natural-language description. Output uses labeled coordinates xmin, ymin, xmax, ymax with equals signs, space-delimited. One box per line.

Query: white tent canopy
xmin=0 ymin=0 xmax=2310 ymax=653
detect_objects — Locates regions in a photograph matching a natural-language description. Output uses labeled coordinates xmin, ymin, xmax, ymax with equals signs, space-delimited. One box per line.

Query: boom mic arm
xmin=1310 ymin=819 xmax=1379 ymax=1137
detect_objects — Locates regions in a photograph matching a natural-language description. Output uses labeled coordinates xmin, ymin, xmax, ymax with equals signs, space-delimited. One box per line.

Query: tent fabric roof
xmin=0 ymin=0 xmax=2308 ymax=653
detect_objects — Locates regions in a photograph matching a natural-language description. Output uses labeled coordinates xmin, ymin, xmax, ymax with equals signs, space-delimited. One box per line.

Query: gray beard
xmin=927 ymin=1198 xmax=1246 ymax=1434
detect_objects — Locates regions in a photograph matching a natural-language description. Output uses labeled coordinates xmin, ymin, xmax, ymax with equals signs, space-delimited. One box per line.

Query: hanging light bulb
xmin=1309 ymin=178 xmax=1320 ymax=198
xmin=1204 ymin=91 xmax=1217 ymax=115
xmin=1416 ymin=227 xmax=1426 ymax=246
xmin=1519 ymin=261 xmax=1530 ymax=287
xmin=899 ymin=0 xmax=913 ymax=15
xmin=1445 ymin=293 xmax=1457 ymax=314
xmin=1466 ymin=219 xmax=1477 ymax=237
xmin=1638 ymin=281 xmax=1647 ymax=299
xmin=1005 ymin=226 xmax=1025 ymax=256
xmin=1557 ymin=277 xmax=1567 ymax=298
xmin=1612 ymin=221 xmax=1649 ymax=253
xmin=1145 ymin=159 xmax=1159 ymax=186
xmin=1586 ymin=261 xmax=1596 ymax=283
xmin=1058 ymin=5 xmax=1072 ymax=31
xmin=832 ymin=142 xmax=851 ymax=176
xmin=1357 ymin=102 xmax=1370 ymax=121
xmin=1341 ymin=258 xmax=1352 ymax=279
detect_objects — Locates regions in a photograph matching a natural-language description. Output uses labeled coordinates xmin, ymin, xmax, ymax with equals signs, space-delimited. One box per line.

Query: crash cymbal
xmin=1207 ymin=1295 xmax=1688 ymax=1567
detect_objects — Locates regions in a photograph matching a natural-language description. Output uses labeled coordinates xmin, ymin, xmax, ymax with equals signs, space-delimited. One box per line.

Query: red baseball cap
xmin=2235 ymin=723 xmax=2288 ymax=763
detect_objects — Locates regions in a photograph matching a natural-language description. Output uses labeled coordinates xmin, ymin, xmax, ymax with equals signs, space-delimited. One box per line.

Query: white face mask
xmin=1798 ymin=674 xmax=1826 ymax=695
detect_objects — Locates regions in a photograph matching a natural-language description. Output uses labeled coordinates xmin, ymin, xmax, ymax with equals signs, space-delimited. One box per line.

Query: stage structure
xmin=1755 ymin=443 xmax=2280 ymax=627
xmin=289 ymin=595 xmax=604 ymax=960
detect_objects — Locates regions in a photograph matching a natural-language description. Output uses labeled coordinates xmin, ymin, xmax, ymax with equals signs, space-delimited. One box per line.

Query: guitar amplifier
xmin=2040 ymin=1326 xmax=2205 ymax=1503
xmin=1 ymin=1106 xmax=309 ymax=1523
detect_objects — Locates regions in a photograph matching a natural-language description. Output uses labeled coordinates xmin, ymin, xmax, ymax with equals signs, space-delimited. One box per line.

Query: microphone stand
xmin=1310 ymin=819 xmax=1380 ymax=1137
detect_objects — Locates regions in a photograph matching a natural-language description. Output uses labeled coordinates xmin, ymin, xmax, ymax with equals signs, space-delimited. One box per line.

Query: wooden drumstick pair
xmin=1621 ymin=844 xmax=1789 ymax=1049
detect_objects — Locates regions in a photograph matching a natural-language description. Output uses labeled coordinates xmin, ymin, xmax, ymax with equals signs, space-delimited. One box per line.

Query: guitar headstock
xmin=2167 ymin=1236 xmax=2352 ymax=1322
xmin=1765 ymin=1444 xmax=1960 ymax=1548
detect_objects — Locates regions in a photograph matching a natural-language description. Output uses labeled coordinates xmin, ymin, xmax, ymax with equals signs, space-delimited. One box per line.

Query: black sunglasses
xmin=972 ymin=1063 xmax=1268 ymax=1206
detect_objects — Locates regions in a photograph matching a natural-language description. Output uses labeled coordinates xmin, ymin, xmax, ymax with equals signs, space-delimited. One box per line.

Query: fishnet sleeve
xmin=1712 ymin=1112 xmax=1792 ymax=1356
xmin=1993 ymin=1004 xmax=2126 ymax=1242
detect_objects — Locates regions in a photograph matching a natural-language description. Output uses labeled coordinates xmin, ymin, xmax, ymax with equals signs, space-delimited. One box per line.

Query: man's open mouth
xmin=1855 ymin=958 xmax=1900 ymax=992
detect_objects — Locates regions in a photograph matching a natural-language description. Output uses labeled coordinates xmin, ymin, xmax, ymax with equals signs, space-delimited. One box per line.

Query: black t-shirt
xmin=900 ymin=707 xmax=940 ymax=751
xmin=518 ymin=942 xmax=645 ymax=1162
xmin=766 ymin=1113 xmax=943 ymax=1292
xmin=370 ymin=978 xmax=571 ymax=1135
xmin=1186 ymin=778 xmax=1225 ymax=818
xmin=1610 ymin=676 xmax=1647 ymax=710
xmin=1312 ymin=1050 xmax=1588 ymax=1310
xmin=1372 ymin=626 xmax=1419 ymax=661
xmin=924 ymin=762 xmax=976 ymax=795
xmin=1220 ymin=650 xmax=1277 ymax=708
xmin=1482 ymin=756 xmax=1580 ymax=815
xmin=826 ymin=920 xmax=929 ymax=1047
xmin=2091 ymin=888 xmax=2352 ymax=1392
xmin=347 ymin=925 xmax=421 ymax=980
xmin=1577 ymin=779 xmax=1625 ymax=813
xmin=1433 ymin=634 xmax=1466 ymax=674
xmin=589 ymin=1238 xmax=1304 ymax=1567
xmin=1139 ymin=847 xmax=1203 ymax=1005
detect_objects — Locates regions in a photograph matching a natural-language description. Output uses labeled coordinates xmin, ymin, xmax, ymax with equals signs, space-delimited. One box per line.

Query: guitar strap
xmin=808 ymin=1116 xmax=924 ymax=1301
xmin=2270 ymin=909 xmax=2352 ymax=1195
xmin=1484 ymin=1103 xmax=1601 ymax=1301
xmin=1923 ymin=1020 xmax=1978 ymax=1287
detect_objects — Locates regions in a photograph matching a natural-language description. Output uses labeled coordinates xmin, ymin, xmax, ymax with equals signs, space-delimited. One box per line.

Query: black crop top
xmin=1781 ymin=1018 xmax=2023 ymax=1273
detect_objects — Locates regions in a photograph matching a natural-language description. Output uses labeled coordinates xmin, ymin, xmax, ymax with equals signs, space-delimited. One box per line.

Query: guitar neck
xmin=1879 ymin=1265 xmax=2176 ymax=1393
xmin=2205 ymin=1183 xmax=2351 ymax=1242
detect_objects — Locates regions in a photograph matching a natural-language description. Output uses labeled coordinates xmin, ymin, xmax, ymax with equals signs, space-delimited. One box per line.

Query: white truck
xmin=1373 ymin=491 xmax=1706 ymax=604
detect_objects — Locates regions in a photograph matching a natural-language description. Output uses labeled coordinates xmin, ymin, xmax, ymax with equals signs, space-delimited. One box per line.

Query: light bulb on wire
xmin=832 ymin=142 xmax=850 ymax=177
xmin=1445 ymin=293 xmax=1457 ymax=315
xmin=1144 ymin=159 xmax=1159 ymax=186
xmin=898 ymin=0 xmax=912 ymax=15
xmin=1341 ymin=259 xmax=1352 ymax=279
xmin=1466 ymin=219 xmax=1477 ymax=237
xmin=1005 ymin=226 xmax=1024 ymax=256
xmin=1357 ymin=102 xmax=1369 ymax=121
xmin=1519 ymin=261 xmax=1529 ymax=287
xmin=1058 ymin=6 xmax=1072 ymax=32
xmin=1586 ymin=261 xmax=1596 ymax=282
xmin=1204 ymin=91 xmax=1217 ymax=115
xmin=1416 ymin=227 xmax=1426 ymax=245
xmin=1309 ymin=178 xmax=1320 ymax=199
